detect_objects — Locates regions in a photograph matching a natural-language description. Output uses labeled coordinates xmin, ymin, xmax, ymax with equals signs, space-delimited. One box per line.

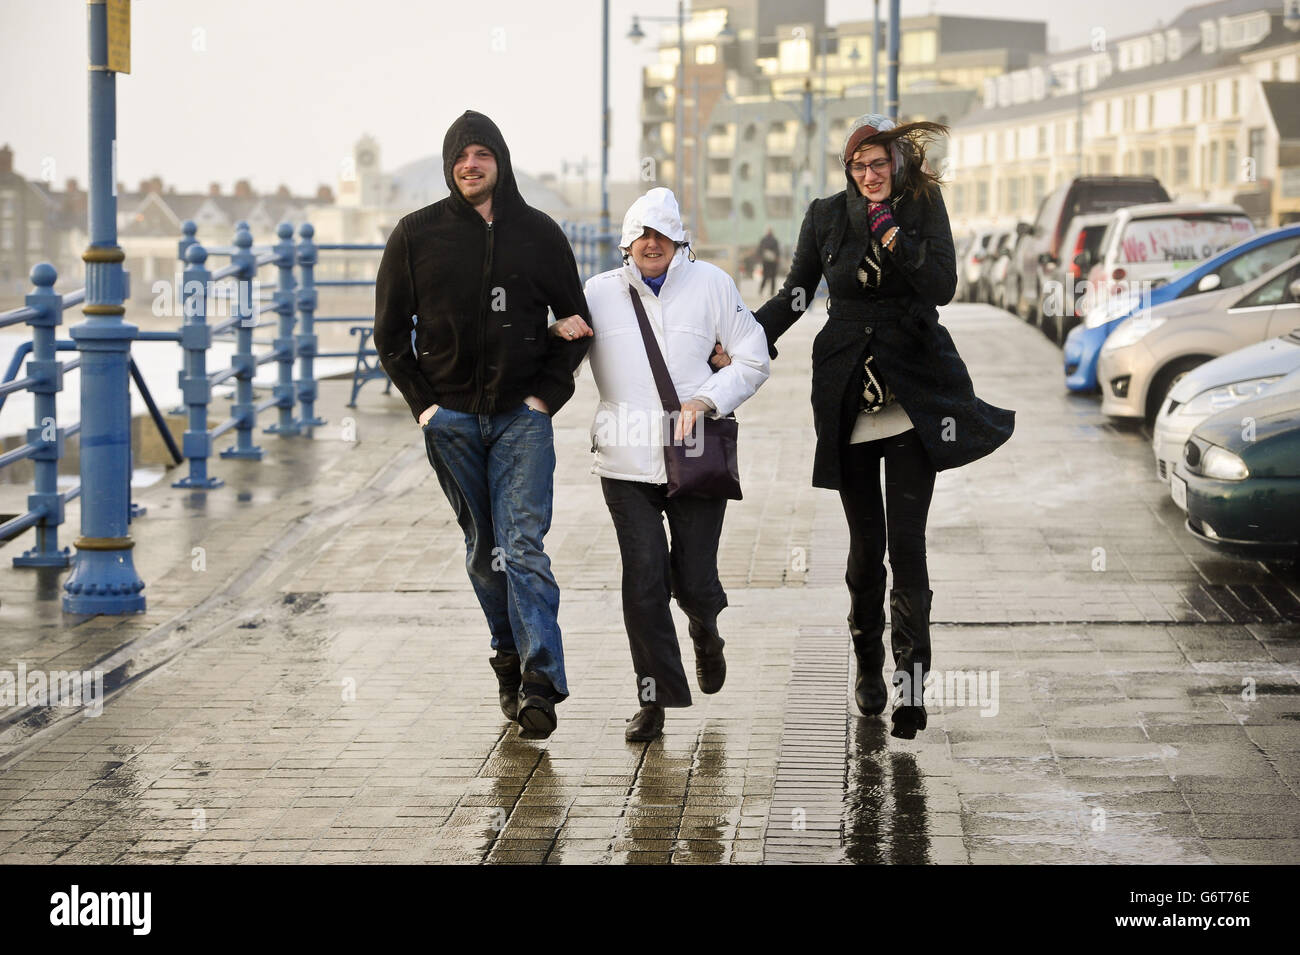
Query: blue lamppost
xmin=62 ymin=1 xmax=145 ymax=614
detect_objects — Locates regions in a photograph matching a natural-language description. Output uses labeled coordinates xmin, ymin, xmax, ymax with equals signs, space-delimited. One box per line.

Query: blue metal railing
xmin=1 ymin=215 xmax=619 ymax=575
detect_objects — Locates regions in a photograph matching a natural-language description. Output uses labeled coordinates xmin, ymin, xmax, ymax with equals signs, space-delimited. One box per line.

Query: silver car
xmin=1152 ymin=330 xmax=1300 ymax=491
xmin=1097 ymin=252 xmax=1300 ymax=423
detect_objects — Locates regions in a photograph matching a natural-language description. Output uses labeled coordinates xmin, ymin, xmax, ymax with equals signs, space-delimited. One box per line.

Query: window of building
xmin=1140 ymin=149 xmax=1156 ymax=175
xmin=26 ymin=221 xmax=42 ymax=253
xmin=1231 ymin=79 xmax=1239 ymax=115
xmin=976 ymin=181 xmax=988 ymax=213
xmin=1226 ymin=139 xmax=1238 ymax=183
xmin=1210 ymin=141 xmax=1220 ymax=182
xmin=1032 ymin=175 xmax=1046 ymax=202
xmin=1174 ymin=145 xmax=1190 ymax=184
xmin=695 ymin=44 xmax=717 ymax=65
xmin=1105 ymin=101 xmax=1112 ymax=133
xmin=953 ymin=183 xmax=966 ymax=213
xmin=1007 ymin=177 xmax=1021 ymax=212
xmin=778 ymin=37 xmax=811 ymax=73
xmin=1180 ymin=87 xmax=1189 ymax=123
xmin=901 ymin=30 xmax=937 ymax=64
xmin=1205 ymin=81 xmax=1216 ymax=119
xmin=1147 ymin=93 xmax=1155 ymax=128
xmin=1096 ymin=154 xmax=1113 ymax=174
xmin=765 ymin=196 xmax=792 ymax=219
xmin=1037 ymin=125 xmax=1047 ymax=155
xmin=0 ymin=223 xmax=12 ymax=251
xmin=740 ymin=200 xmax=755 ymax=219
xmin=1248 ymin=127 xmax=1266 ymax=173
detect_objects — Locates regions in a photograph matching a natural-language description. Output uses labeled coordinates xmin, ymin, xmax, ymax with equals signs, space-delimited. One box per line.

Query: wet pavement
xmin=1 ymin=293 xmax=1297 ymax=864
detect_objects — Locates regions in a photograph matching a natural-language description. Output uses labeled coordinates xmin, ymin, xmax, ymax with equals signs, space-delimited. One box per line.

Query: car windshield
xmin=1118 ymin=214 xmax=1255 ymax=266
xmin=1213 ymin=234 xmax=1300 ymax=288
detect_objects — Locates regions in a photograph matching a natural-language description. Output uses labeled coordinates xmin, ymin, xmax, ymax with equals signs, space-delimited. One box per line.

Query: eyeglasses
xmin=849 ymin=159 xmax=892 ymax=175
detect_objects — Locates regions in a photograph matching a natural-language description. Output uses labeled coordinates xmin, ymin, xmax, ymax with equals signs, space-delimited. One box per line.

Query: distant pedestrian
xmin=373 ymin=110 xmax=592 ymax=740
xmin=758 ymin=227 xmax=780 ymax=296
xmin=716 ymin=115 xmax=1014 ymax=738
xmin=550 ymin=188 xmax=770 ymax=742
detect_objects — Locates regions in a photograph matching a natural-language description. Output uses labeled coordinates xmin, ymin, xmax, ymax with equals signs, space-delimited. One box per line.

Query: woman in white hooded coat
xmin=551 ymin=188 xmax=770 ymax=741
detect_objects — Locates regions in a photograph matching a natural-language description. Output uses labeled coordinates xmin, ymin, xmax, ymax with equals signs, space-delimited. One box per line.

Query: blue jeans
xmin=422 ymin=404 xmax=567 ymax=699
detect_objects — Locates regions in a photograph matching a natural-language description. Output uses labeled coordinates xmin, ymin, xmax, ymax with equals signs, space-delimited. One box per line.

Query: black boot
xmin=889 ymin=588 xmax=933 ymax=740
xmin=625 ymin=703 xmax=665 ymax=742
xmin=516 ymin=671 xmax=558 ymax=740
xmin=688 ymin=617 xmax=726 ymax=695
xmin=488 ymin=651 xmax=521 ymax=722
xmin=849 ymin=583 xmax=888 ymax=716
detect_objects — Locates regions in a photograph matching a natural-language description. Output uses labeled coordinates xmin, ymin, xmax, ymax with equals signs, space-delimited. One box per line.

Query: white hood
xmin=620 ymin=187 xmax=688 ymax=250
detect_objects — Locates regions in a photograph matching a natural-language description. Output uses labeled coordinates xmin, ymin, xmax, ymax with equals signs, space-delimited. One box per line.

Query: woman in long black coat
xmin=751 ymin=113 xmax=1014 ymax=739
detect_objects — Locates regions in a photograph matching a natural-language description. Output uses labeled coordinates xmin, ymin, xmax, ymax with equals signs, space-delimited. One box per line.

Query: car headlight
xmin=1084 ymin=292 xmax=1142 ymax=329
xmin=1178 ymin=376 xmax=1281 ymax=416
xmin=1201 ymin=445 xmax=1249 ymax=481
xmin=1102 ymin=314 xmax=1167 ymax=352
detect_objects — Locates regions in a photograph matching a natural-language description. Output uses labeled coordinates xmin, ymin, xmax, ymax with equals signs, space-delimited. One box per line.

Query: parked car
xmin=953 ymin=232 xmax=976 ymax=302
xmin=994 ymin=227 xmax=1029 ymax=313
xmin=1039 ymin=212 xmax=1112 ymax=345
xmin=1011 ymin=176 xmax=1170 ymax=325
xmin=960 ymin=228 xmax=997 ymax=302
xmin=1173 ymin=370 xmax=1300 ymax=560
xmin=1097 ymin=252 xmax=1300 ymax=424
xmin=1153 ymin=329 xmax=1300 ymax=485
xmin=1084 ymin=202 xmax=1255 ymax=303
xmin=980 ymin=229 xmax=1014 ymax=307
xmin=1063 ymin=224 xmax=1300 ymax=392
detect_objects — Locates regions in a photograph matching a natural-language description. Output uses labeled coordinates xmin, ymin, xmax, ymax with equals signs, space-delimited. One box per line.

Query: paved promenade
xmin=1 ymin=297 xmax=1297 ymax=864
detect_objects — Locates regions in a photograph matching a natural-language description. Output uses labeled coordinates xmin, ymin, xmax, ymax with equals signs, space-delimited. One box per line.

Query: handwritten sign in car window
xmin=1119 ymin=215 xmax=1254 ymax=265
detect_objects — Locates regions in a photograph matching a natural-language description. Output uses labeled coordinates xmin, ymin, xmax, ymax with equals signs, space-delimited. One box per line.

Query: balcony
xmin=707 ymin=132 xmax=736 ymax=155
xmin=706 ymin=173 xmax=732 ymax=197
xmin=766 ymin=131 xmax=797 ymax=155
xmin=765 ymin=172 xmax=793 ymax=196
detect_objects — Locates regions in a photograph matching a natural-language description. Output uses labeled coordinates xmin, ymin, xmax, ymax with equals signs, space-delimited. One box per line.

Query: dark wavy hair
xmin=849 ymin=120 xmax=949 ymax=202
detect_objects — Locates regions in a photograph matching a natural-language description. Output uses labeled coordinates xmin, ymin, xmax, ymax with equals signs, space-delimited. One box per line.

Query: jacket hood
xmin=442 ymin=109 xmax=524 ymax=219
xmin=620 ymin=187 xmax=688 ymax=249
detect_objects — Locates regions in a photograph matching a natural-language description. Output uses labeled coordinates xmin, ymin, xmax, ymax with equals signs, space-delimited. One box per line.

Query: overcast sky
xmin=1 ymin=0 xmax=1192 ymax=196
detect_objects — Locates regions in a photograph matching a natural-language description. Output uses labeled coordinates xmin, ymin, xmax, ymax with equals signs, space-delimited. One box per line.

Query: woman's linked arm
xmin=752 ymin=199 xmax=823 ymax=359
xmin=693 ymin=280 xmax=771 ymax=417
xmin=887 ymin=188 xmax=957 ymax=307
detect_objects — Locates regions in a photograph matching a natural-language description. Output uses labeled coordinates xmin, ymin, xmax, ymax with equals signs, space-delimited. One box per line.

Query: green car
xmin=1172 ymin=372 xmax=1300 ymax=560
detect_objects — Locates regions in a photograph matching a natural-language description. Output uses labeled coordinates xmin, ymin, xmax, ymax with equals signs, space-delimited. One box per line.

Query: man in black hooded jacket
xmin=374 ymin=110 xmax=591 ymax=739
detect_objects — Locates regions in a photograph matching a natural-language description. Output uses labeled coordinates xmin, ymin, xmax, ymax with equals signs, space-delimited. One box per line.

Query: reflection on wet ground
xmin=2 ymin=303 xmax=1298 ymax=863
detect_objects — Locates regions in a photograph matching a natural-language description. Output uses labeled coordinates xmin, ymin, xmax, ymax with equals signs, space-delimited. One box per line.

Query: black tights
xmin=838 ymin=428 xmax=936 ymax=596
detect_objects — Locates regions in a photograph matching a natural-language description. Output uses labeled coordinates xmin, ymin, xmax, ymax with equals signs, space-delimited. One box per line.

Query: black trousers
xmin=600 ymin=477 xmax=729 ymax=708
xmin=760 ymin=268 xmax=777 ymax=296
xmin=838 ymin=428 xmax=936 ymax=599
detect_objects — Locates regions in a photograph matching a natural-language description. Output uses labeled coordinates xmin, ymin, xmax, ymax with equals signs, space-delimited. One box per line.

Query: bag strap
xmin=627 ymin=285 xmax=681 ymax=414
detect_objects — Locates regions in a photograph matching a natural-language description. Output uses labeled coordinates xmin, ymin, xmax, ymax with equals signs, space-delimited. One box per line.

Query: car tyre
xmin=1145 ymin=356 xmax=1211 ymax=427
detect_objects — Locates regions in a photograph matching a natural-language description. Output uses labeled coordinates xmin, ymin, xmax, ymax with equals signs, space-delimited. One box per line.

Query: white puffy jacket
xmin=581 ymin=250 xmax=770 ymax=484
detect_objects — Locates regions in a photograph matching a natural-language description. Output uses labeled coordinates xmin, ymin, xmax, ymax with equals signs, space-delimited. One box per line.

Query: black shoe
xmin=516 ymin=679 xmax=557 ymax=739
xmin=488 ymin=651 xmax=521 ymax=722
xmin=888 ymin=588 xmax=934 ymax=739
xmin=688 ymin=619 xmax=726 ymax=694
xmin=890 ymin=705 xmax=928 ymax=739
xmin=625 ymin=703 xmax=665 ymax=742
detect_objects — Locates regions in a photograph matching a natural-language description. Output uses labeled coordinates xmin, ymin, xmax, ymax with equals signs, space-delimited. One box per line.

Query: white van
xmin=1086 ymin=202 xmax=1255 ymax=304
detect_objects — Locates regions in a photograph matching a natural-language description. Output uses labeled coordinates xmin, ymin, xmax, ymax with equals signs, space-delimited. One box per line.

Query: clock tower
xmin=340 ymin=135 xmax=385 ymax=209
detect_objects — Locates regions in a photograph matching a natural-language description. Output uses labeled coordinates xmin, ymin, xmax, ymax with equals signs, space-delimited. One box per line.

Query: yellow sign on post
xmin=105 ymin=0 xmax=130 ymax=74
